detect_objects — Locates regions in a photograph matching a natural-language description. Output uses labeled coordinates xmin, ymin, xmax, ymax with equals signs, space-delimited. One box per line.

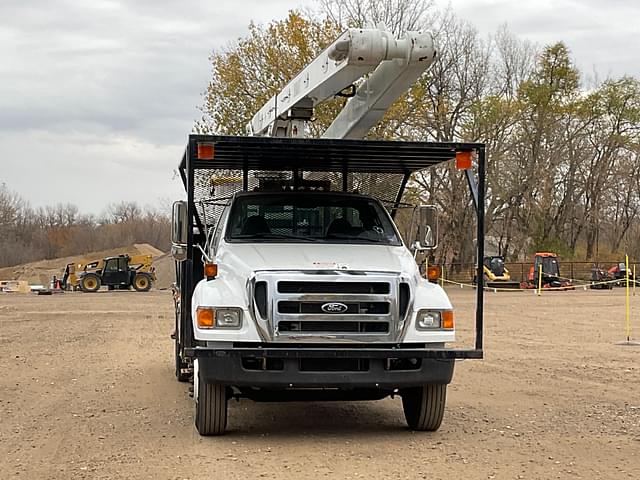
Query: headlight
xmin=196 ymin=307 xmax=242 ymax=329
xmin=415 ymin=310 xmax=454 ymax=330
xmin=416 ymin=310 xmax=441 ymax=329
xmin=215 ymin=308 xmax=242 ymax=328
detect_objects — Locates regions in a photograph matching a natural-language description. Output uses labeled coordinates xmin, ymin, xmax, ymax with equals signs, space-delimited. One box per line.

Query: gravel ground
xmin=1 ymin=288 xmax=639 ymax=479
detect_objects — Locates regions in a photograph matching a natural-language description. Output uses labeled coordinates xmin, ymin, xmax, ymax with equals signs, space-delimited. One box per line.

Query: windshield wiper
xmin=325 ymin=234 xmax=384 ymax=243
xmin=235 ymin=233 xmax=318 ymax=242
xmin=347 ymin=237 xmax=384 ymax=243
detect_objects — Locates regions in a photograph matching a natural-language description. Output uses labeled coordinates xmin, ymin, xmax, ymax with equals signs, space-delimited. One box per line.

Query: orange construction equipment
xmin=521 ymin=252 xmax=574 ymax=290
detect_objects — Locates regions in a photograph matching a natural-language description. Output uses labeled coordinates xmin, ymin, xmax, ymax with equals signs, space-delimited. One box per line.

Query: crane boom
xmin=323 ymin=31 xmax=434 ymax=139
xmin=247 ymin=25 xmax=436 ymax=139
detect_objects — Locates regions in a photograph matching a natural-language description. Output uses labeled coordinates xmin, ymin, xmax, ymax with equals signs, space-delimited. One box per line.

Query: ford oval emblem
xmin=321 ymin=302 xmax=348 ymax=314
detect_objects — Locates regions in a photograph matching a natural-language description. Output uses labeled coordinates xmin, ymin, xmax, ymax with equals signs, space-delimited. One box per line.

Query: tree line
xmin=0 ymin=184 xmax=170 ymax=268
xmin=198 ymin=0 xmax=640 ymax=263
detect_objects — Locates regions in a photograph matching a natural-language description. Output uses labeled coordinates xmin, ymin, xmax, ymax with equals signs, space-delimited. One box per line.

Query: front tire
xmin=132 ymin=273 xmax=152 ymax=292
xmin=80 ymin=273 xmax=101 ymax=293
xmin=401 ymin=384 xmax=447 ymax=431
xmin=195 ymin=371 xmax=228 ymax=436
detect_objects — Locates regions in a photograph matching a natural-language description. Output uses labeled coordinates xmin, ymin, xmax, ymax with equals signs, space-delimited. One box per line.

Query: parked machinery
xmin=608 ymin=262 xmax=638 ymax=286
xmin=472 ymin=256 xmax=520 ymax=289
xmin=57 ymin=254 xmax=156 ymax=292
xmin=522 ymin=252 xmax=574 ymax=290
xmin=589 ymin=266 xmax=613 ymax=290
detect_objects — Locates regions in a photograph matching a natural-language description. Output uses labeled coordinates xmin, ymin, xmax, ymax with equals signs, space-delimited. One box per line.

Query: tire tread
xmin=195 ymin=375 xmax=227 ymax=436
xmin=402 ymin=384 xmax=446 ymax=431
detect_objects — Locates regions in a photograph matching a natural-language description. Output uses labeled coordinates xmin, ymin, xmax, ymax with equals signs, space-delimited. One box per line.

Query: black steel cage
xmin=176 ymin=135 xmax=485 ymax=360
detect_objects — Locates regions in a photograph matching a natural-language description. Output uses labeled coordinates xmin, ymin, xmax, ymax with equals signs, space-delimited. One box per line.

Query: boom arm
xmin=323 ymin=30 xmax=434 ymax=139
xmin=247 ymin=25 xmax=436 ymax=139
xmin=127 ymin=254 xmax=154 ymax=272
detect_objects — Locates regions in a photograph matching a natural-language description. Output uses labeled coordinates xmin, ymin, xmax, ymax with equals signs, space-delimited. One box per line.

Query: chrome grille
xmin=277 ymin=301 xmax=389 ymax=315
xmin=278 ymin=320 xmax=389 ymax=333
xmin=277 ymin=281 xmax=390 ymax=294
xmin=250 ymin=271 xmax=410 ymax=343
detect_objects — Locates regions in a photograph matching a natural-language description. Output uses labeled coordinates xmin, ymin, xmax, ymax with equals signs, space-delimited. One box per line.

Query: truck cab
xmin=194 ymin=190 xmax=452 ymax=344
xmin=171 ymin=135 xmax=485 ymax=435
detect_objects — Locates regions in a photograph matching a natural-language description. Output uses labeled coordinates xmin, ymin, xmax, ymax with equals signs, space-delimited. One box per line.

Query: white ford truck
xmin=171 ymin=26 xmax=484 ymax=435
xmin=171 ymin=135 xmax=485 ymax=435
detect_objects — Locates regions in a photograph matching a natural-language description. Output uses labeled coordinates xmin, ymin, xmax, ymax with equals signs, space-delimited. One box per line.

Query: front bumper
xmin=186 ymin=346 xmax=481 ymax=389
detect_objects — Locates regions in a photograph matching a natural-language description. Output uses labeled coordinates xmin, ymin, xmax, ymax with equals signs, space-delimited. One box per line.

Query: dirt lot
xmin=1 ymin=288 xmax=639 ymax=479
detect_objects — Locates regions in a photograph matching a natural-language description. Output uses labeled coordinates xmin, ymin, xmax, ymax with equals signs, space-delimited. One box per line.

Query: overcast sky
xmin=1 ymin=0 xmax=638 ymax=214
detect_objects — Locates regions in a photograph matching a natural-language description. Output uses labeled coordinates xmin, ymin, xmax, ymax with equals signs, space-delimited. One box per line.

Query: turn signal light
xmin=204 ymin=263 xmax=218 ymax=279
xmin=442 ymin=310 xmax=454 ymax=329
xmin=455 ymin=150 xmax=472 ymax=170
xmin=196 ymin=307 xmax=214 ymax=328
xmin=197 ymin=143 xmax=215 ymax=160
xmin=426 ymin=265 xmax=441 ymax=281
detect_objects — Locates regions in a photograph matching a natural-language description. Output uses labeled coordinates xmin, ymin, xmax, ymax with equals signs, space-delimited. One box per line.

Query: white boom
xmin=247 ymin=25 xmax=436 ymax=139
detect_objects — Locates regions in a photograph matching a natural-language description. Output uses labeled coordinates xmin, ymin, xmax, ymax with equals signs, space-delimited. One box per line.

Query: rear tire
xmin=195 ymin=372 xmax=228 ymax=436
xmin=80 ymin=273 xmax=101 ymax=293
xmin=133 ymin=273 xmax=152 ymax=292
xmin=401 ymin=384 xmax=447 ymax=431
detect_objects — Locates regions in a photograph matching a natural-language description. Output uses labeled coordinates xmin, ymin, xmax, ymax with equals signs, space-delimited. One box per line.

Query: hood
xmin=217 ymin=242 xmax=417 ymax=277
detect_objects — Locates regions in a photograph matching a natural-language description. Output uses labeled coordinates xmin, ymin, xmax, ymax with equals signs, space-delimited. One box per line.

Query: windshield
xmin=226 ymin=193 xmax=401 ymax=245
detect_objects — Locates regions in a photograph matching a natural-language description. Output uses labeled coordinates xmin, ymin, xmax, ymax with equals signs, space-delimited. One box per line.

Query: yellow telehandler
xmin=58 ymin=254 xmax=156 ymax=292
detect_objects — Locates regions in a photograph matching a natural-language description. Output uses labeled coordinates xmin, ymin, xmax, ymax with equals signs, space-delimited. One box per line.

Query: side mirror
xmin=413 ymin=205 xmax=438 ymax=251
xmin=171 ymin=201 xmax=188 ymax=262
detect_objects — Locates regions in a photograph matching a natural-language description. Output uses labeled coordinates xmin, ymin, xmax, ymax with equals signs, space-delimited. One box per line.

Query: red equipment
xmin=521 ymin=252 xmax=574 ymax=290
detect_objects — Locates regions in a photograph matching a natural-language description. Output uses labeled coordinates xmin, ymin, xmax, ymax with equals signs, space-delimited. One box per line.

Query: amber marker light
xmin=442 ymin=310 xmax=454 ymax=329
xmin=196 ymin=307 xmax=215 ymax=328
xmin=426 ymin=265 xmax=442 ymax=282
xmin=197 ymin=143 xmax=215 ymax=160
xmin=455 ymin=150 xmax=472 ymax=170
xmin=204 ymin=263 xmax=218 ymax=279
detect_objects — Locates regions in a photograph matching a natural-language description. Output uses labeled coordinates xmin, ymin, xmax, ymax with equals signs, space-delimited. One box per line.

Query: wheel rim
xmin=85 ymin=278 xmax=97 ymax=289
xmin=136 ymin=277 xmax=148 ymax=289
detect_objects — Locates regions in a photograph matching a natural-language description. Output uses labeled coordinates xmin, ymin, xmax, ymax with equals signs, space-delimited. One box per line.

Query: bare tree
xmin=318 ymin=0 xmax=436 ymax=33
xmin=107 ymin=201 xmax=142 ymax=224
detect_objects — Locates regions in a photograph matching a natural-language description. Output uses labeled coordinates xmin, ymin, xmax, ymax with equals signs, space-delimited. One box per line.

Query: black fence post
xmin=570 ymin=263 xmax=574 ymax=280
xmin=475 ymin=146 xmax=485 ymax=352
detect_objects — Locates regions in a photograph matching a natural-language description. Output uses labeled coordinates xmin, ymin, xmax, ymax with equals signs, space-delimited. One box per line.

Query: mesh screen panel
xmin=193 ymin=169 xmax=408 ymax=231
xmin=348 ymin=172 xmax=405 ymax=205
xmin=193 ymin=168 xmax=242 ymax=230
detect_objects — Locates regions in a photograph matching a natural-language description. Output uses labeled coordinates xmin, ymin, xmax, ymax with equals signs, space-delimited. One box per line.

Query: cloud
xmin=0 ymin=0 xmax=300 ymax=212
xmin=0 ymin=129 xmax=186 ymax=212
xmin=1 ymin=0 xmax=637 ymax=214
xmin=448 ymin=0 xmax=639 ymax=79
